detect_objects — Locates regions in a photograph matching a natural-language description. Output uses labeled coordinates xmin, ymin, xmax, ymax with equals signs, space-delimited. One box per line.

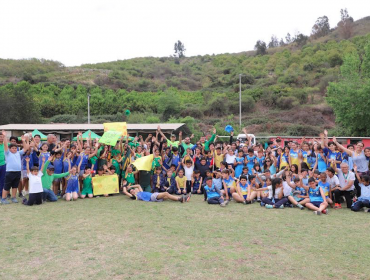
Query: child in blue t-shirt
xmin=204 ymin=177 xmax=228 ymax=207
xmin=305 ymin=177 xmax=328 ymax=215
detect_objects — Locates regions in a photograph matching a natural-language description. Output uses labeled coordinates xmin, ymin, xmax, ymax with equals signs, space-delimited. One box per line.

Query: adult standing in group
xmin=181 ymin=134 xmax=194 ymax=156
xmin=1 ymin=131 xmax=29 ymax=204
xmin=0 ymin=133 xmax=6 ymax=198
xmin=46 ymin=134 xmax=57 ymax=152
xmin=333 ymin=137 xmax=368 ymax=197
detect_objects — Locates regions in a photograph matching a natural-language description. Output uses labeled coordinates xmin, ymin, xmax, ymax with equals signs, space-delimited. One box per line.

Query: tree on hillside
xmin=255 ymin=40 xmax=267 ymax=55
xmin=285 ymin=33 xmax=292 ymax=44
xmin=279 ymin=38 xmax=286 ymax=47
xmin=174 ymin=40 xmax=186 ymax=58
xmin=311 ymin=16 xmax=330 ymax=39
xmin=326 ymin=42 xmax=370 ymax=136
xmin=337 ymin=8 xmax=354 ymax=39
xmin=268 ymin=35 xmax=279 ymax=48
xmin=293 ymin=32 xmax=308 ymax=47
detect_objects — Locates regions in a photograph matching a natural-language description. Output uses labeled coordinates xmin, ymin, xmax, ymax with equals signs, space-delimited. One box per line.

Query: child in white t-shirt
xmin=182 ymin=158 xmax=194 ymax=193
xmin=22 ymin=157 xmax=44 ymax=206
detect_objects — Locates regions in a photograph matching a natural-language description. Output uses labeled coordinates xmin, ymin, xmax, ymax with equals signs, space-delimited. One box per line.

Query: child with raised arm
xmin=351 ymin=166 xmax=370 ymax=212
xmin=22 ymin=157 xmax=44 ymax=206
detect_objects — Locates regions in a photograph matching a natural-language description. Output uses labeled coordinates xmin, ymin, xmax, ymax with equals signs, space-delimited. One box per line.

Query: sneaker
xmin=22 ymin=190 xmax=27 ymax=196
xmin=18 ymin=193 xmax=24 ymax=198
xmin=334 ymin=203 xmax=339 ymax=209
xmin=22 ymin=198 xmax=27 ymax=205
xmin=225 ymin=200 xmax=229 ymax=206
xmin=256 ymin=198 xmax=261 ymax=202
xmin=278 ymin=205 xmax=284 ymax=209
xmin=220 ymin=202 xmax=227 ymax=207
xmin=337 ymin=204 xmax=342 ymax=209
xmin=7 ymin=194 xmax=11 ymax=199
xmin=184 ymin=194 xmax=191 ymax=202
xmin=242 ymin=201 xmax=247 ymax=205
xmin=297 ymin=204 xmax=304 ymax=210
xmin=1 ymin=198 xmax=10 ymax=204
xmin=260 ymin=202 xmax=265 ymax=207
xmin=11 ymin=197 xmax=18 ymax=203
xmin=367 ymin=209 xmax=370 ymax=213
xmin=322 ymin=209 xmax=328 ymax=215
xmin=313 ymin=211 xmax=321 ymax=215
xmin=265 ymin=204 xmax=273 ymax=209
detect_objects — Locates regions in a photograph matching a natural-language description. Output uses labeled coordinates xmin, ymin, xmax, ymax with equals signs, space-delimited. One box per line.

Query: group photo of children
xmin=1 ymin=126 xmax=369 ymax=215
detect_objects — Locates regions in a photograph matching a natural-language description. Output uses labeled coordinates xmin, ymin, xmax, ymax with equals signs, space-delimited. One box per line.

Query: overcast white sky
xmin=0 ymin=0 xmax=368 ymax=66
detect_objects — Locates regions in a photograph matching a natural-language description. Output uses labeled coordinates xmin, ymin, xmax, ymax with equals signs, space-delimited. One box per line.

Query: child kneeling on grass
xmin=127 ymin=185 xmax=190 ymax=203
xmin=81 ymin=166 xmax=93 ymax=199
xmin=351 ymin=166 xmax=370 ymax=212
xmin=65 ymin=158 xmax=82 ymax=201
xmin=204 ymin=177 xmax=229 ymax=207
xmin=306 ymin=177 xmax=328 ymax=215
xmin=22 ymin=157 xmax=44 ymax=206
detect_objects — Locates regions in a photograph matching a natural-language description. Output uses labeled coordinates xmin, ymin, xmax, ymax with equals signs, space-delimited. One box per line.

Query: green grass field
xmin=1 ymin=195 xmax=369 ymax=280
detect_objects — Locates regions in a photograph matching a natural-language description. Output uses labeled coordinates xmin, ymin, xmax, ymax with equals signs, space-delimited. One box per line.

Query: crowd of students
xmin=1 ymin=127 xmax=369 ymax=214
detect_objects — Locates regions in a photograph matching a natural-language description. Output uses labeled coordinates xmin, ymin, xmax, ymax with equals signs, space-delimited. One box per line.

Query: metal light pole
xmin=87 ymin=94 xmax=91 ymax=124
xmin=239 ymin=74 xmax=242 ymax=129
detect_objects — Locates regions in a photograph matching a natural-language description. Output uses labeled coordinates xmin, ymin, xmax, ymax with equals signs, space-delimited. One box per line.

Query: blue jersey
xmin=53 ymin=157 xmax=63 ymax=174
xmin=63 ymin=158 xmax=71 ymax=172
xmin=324 ymin=148 xmax=337 ymax=168
xmin=171 ymin=154 xmax=181 ymax=168
xmin=22 ymin=154 xmax=33 ymax=170
xmin=193 ymin=177 xmax=201 ymax=191
xmin=76 ymin=153 xmax=89 ymax=171
xmin=317 ymin=153 xmax=327 ymax=173
xmin=39 ymin=152 xmax=50 ymax=170
xmin=205 ymin=185 xmax=220 ymax=199
xmin=319 ymin=181 xmax=330 ymax=198
xmin=256 ymin=156 xmax=265 ymax=168
xmin=246 ymin=155 xmax=256 ymax=175
xmin=308 ymin=186 xmax=323 ymax=202
xmin=136 ymin=191 xmax=152 ymax=201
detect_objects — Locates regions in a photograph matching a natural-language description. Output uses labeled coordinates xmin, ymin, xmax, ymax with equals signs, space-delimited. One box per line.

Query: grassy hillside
xmin=1 ymin=16 xmax=370 ymax=136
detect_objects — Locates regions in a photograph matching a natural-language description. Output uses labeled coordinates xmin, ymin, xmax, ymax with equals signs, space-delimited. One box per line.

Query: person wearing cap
xmin=41 ymin=155 xmax=70 ymax=202
xmin=157 ymin=126 xmax=182 ymax=148
xmin=204 ymin=176 xmax=228 ymax=207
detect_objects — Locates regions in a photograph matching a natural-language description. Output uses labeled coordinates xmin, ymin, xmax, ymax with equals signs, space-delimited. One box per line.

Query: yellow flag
xmin=132 ymin=154 xmax=154 ymax=171
xmin=92 ymin=175 xmax=119 ymax=196
xmin=103 ymin=122 xmax=127 ymax=136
